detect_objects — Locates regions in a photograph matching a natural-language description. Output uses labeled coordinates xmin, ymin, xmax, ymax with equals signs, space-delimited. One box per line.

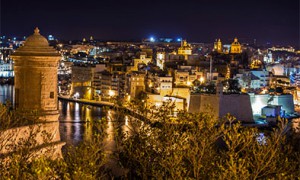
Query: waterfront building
xmin=97 ymin=70 xmax=125 ymax=101
xmin=0 ymin=60 xmax=14 ymax=78
xmin=125 ymin=72 xmax=146 ymax=99
xmin=71 ymin=65 xmax=95 ymax=100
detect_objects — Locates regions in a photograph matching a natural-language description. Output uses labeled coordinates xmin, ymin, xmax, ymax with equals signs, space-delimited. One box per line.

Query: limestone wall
xmin=189 ymin=94 xmax=254 ymax=123
xmin=199 ymin=94 xmax=220 ymax=119
xmin=219 ymin=94 xmax=253 ymax=122
xmin=0 ymin=122 xmax=64 ymax=159
xmin=188 ymin=94 xmax=201 ymax=113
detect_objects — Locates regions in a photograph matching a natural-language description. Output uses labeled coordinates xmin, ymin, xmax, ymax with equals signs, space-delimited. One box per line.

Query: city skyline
xmin=1 ymin=0 xmax=299 ymax=47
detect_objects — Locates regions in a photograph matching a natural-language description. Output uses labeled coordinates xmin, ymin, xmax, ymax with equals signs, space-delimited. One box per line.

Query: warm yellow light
xmin=155 ymin=102 xmax=161 ymax=107
xmin=187 ymin=81 xmax=192 ymax=86
xmin=260 ymin=89 xmax=267 ymax=94
xmin=109 ymin=90 xmax=115 ymax=97
xmin=200 ymin=77 xmax=204 ymax=83
xmin=127 ymin=95 xmax=131 ymax=101
xmin=149 ymin=82 xmax=153 ymax=88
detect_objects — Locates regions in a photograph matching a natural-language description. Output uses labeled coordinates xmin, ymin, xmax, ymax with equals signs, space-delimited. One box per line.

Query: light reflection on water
xmin=58 ymin=101 xmax=134 ymax=146
xmin=0 ymin=84 xmax=134 ymax=146
xmin=0 ymin=84 xmax=14 ymax=105
xmin=58 ymin=100 xmax=105 ymax=145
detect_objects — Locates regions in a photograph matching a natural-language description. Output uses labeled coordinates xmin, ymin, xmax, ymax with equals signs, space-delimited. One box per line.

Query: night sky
xmin=1 ymin=0 xmax=299 ymax=47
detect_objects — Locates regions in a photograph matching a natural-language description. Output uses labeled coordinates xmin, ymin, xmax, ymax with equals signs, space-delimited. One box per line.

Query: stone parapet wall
xmin=0 ymin=121 xmax=64 ymax=159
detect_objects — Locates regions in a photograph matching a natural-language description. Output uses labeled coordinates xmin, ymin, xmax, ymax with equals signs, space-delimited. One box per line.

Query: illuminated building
xmin=174 ymin=66 xmax=203 ymax=87
xmin=156 ymin=52 xmax=165 ymax=70
xmin=213 ymin=39 xmax=223 ymax=53
xmin=11 ymin=28 xmax=61 ymax=121
xmin=48 ymin=35 xmax=54 ymax=41
xmin=263 ymin=51 xmax=273 ymax=63
xmin=130 ymin=53 xmax=151 ymax=71
xmin=225 ymin=64 xmax=230 ymax=79
xmin=175 ymin=70 xmax=189 ymax=86
xmin=158 ymin=76 xmax=173 ymax=96
xmin=178 ymin=40 xmax=192 ymax=60
xmin=267 ymin=64 xmax=284 ymax=76
xmin=269 ymin=46 xmax=295 ymax=53
xmin=97 ymin=71 xmax=124 ymax=101
xmin=0 ymin=61 xmax=14 ymax=77
xmin=125 ymin=72 xmax=145 ymax=99
xmin=230 ymin=37 xmax=242 ymax=54
xmin=249 ymin=93 xmax=294 ymax=116
xmin=250 ymin=59 xmax=263 ymax=69
xmin=71 ymin=65 xmax=95 ymax=100
xmin=235 ymin=72 xmax=261 ymax=89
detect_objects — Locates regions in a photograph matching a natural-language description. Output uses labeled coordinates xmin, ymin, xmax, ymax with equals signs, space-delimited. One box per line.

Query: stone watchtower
xmin=11 ymin=28 xmax=61 ymax=121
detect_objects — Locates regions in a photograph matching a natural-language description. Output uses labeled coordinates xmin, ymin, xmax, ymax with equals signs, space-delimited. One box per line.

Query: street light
xmin=74 ymin=92 xmax=80 ymax=99
xmin=200 ymin=77 xmax=204 ymax=84
xmin=108 ymin=90 xmax=115 ymax=97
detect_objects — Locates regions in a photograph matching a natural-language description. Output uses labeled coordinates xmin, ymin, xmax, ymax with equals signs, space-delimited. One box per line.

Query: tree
xmin=116 ymin=101 xmax=300 ymax=179
xmin=1 ymin=101 xmax=300 ymax=179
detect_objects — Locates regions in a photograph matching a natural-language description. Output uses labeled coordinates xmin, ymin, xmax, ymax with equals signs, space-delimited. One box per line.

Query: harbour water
xmin=0 ymin=85 xmax=131 ymax=146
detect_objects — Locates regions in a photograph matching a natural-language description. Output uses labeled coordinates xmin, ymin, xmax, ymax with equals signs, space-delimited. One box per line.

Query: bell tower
xmin=11 ymin=28 xmax=61 ymax=121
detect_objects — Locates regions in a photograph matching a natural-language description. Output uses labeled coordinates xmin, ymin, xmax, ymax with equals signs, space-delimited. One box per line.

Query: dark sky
xmin=1 ymin=0 xmax=299 ymax=46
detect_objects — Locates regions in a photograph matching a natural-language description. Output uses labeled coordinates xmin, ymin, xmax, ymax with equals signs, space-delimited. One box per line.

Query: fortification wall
xmin=0 ymin=122 xmax=64 ymax=159
xmin=189 ymin=94 xmax=253 ymax=123
xmin=219 ymin=94 xmax=253 ymax=123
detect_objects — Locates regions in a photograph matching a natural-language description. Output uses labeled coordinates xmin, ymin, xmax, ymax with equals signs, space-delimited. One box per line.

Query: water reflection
xmin=0 ymin=85 xmax=135 ymax=147
xmin=0 ymin=84 xmax=14 ymax=105
xmin=58 ymin=101 xmax=135 ymax=146
xmin=59 ymin=100 xmax=105 ymax=145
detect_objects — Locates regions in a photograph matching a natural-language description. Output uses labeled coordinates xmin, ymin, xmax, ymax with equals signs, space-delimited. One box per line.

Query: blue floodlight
xmin=150 ymin=37 xmax=155 ymax=42
xmin=177 ymin=38 xmax=182 ymax=42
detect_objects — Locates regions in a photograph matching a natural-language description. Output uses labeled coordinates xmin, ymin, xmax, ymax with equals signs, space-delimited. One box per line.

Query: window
xmin=50 ymin=92 xmax=54 ymax=99
xmin=15 ymin=88 xmax=19 ymax=108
